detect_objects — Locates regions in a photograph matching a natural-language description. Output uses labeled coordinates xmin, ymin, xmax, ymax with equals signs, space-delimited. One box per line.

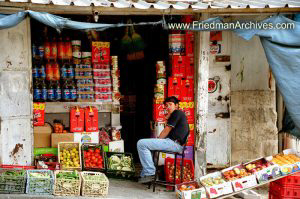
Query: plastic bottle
xmin=61 ymin=63 xmax=68 ymax=80
xmin=62 ymin=80 xmax=70 ymax=102
xmin=33 ymin=80 xmax=41 ymax=102
xmin=69 ymin=64 xmax=75 ymax=79
xmin=65 ymin=37 xmax=72 ymax=61
xmin=46 ymin=63 xmax=53 ymax=81
xmin=47 ymin=81 xmax=55 ymax=102
xmin=44 ymin=37 xmax=51 ymax=60
xmin=52 ymin=63 xmax=60 ymax=81
xmin=32 ymin=43 xmax=38 ymax=60
xmin=70 ymin=80 xmax=77 ymax=102
xmin=38 ymin=63 xmax=46 ymax=79
xmin=51 ymin=37 xmax=58 ymax=60
xmin=54 ymin=81 xmax=62 ymax=101
xmin=40 ymin=80 xmax=47 ymax=102
xmin=32 ymin=63 xmax=39 ymax=79
xmin=58 ymin=37 xmax=65 ymax=60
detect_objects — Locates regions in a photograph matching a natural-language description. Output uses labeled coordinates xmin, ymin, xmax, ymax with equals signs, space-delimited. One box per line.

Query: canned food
xmin=73 ymin=52 xmax=81 ymax=64
xmin=71 ymin=40 xmax=81 ymax=52
xmin=82 ymin=52 xmax=92 ymax=64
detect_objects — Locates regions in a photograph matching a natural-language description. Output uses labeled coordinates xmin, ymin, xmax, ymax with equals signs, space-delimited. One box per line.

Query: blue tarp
xmin=1 ymin=11 xmax=300 ymax=136
xmin=0 ymin=10 xmax=163 ymax=31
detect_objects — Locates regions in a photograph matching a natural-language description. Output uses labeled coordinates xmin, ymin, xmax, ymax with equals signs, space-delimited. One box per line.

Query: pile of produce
xmin=178 ymin=182 xmax=199 ymax=191
xmin=83 ymin=148 xmax=104 ymax=169
xmin=29 ymin=172 xmax=51 ymax=178
xmin=1 ymin=170 xmax=26 ymax=177
xmin=245 ymin=160 xmax=272 ymax=173
xmin=59 ymin=147 xmax=80 ymax=168
xmin=56 ymin=171 xmax=79 ymax=180
xmin=82 ymin=173 xmax=107 ymax=181
xmin=201 ymin=176 xmax=226 ymax=187
xmin=108 ymin=155 xmax=133 ymax=171
xmin=272 ymin=154 xmax=300 ymax=166
xmin=223 ymin=167 xmax=251 ymax=181
xmin=166 ymin=162 xmax=193 ymax=182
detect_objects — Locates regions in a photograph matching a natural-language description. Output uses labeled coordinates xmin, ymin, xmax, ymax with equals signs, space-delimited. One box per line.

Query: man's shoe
xmin=138 ymin=175 xmax=155 ymax=184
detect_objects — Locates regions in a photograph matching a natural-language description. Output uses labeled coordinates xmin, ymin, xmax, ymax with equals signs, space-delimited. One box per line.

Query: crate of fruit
xmin=58 ymin=142 xmax=82 ymax=171
xmin=176 ymin=181 xmax=208 ymax=199
xmin=222 ymin=164 xmax=257 ymax=192
xmin=81 ymin=143 xmax=106 ymax=172
xmin=165 ymin=158 xmax=194 ymax=184
xmin=244 ymin=158 xmax=281 ymax=183
xmin=106 ymin=152 xmax=135 ymax=178
xmin=81 ymin=171 xmax=109 ymax=197
xmin=267 ymin=148 xmax=300 ymax=175
xmin=0 ymin=169 xmax=26 ymax=194
xmin=200 ymin=171 xmax=233 ymax=198
xmin=53 ymin=170 xmax=81 ymax=196
xmin=26 ymin=170 xmax=54 ymax=195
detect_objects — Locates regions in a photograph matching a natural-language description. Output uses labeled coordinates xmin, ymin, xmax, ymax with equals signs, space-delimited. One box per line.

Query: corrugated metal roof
xmin=2 ymin=0 xmax=300 ymax=9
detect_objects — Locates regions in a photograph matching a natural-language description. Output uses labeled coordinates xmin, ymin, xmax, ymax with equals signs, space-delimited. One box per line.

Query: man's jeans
xmin=137 ymin=138 xmax=183 ymax=177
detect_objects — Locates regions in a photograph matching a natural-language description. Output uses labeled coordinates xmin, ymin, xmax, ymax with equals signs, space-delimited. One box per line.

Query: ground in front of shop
xmin=0 ymin=180 xmax=269 ymax=199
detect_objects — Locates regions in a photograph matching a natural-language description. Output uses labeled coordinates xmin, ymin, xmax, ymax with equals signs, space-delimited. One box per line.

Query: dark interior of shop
xmin=30 ymin=15 xmax=178 ymax=162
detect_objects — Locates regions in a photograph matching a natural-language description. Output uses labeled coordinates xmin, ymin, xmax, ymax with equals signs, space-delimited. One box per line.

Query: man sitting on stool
xmin=137 ymin=96 xmax=189 ymax=183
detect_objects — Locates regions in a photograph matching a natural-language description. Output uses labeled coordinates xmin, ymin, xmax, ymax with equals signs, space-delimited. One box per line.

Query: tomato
xmin=91 ymin=156 xmax=96 ymax=160
xmin=95 ymin=149 xmax=100 ymax=154
xmin=95 ymin=153 xmax=99 ymax=158
xmin=88 ymin=149 xmax=94 ymax=153
xmin=85 ymin=159 xmax=90 ymax=163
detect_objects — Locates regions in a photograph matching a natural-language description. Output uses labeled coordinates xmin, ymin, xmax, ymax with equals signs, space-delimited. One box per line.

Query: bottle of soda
xmin=47 ymin=81 xmax=55 ymax=102
xmin=52 ymin=63 xmax=60 ymax=81
xmin=44 ymin=37 xmax=51 ymax=60
xmin=51 ymin=37 xmax=58 ymax=61
xmin=69 ymin=64 xmax=75 ymax=79
xmin=32 ymin=42 xmax=38 ymax=60
xmin=58 ymin=37 xmax=65 ymax=60
xmin=61 ymin=63 xmax=68 ymax=79
xmin=32 ymin=63 xmax=39 ymax=79
xmin=65 ymin=37 xmax=72 ymax=61
xmin=62 ymin=80 xmax=70 ymax=102
xmin=33 ymin=79 xmax=41 ymax=102
xmin=54 ymin=81 xmax=62 ymax=101
xmin=40 ymin=79 xmax=47 ymax=102
xmin=38 ymin=63 xmax=46 ymax=79
xmin=70 ymin=80 xmax=77 ymax=102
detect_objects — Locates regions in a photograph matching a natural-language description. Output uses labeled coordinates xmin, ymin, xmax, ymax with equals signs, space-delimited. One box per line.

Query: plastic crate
xmin=81 ymin=143 xmax=106 ymax=172
xmin=53 ymin=170 xmax=81 ymax=196
xmin=81 ymin=171 xmax=109 ymax=197
xmin=270 ymin=181 xmax=300 ymax=198
xmin=165 ymin=157 xmax=195 ymax=184
xmin=0 ymin=169 xmax=26 ymax=194
xmin=106 ymin=152 xmax=135 ymax=178
xmin=58 ymin=142 xmax=82 ymax=171
xmin=26 ymin=170 xmax=54 ymax=195
xmin=276 ymin=172 xmax=300 ymax=187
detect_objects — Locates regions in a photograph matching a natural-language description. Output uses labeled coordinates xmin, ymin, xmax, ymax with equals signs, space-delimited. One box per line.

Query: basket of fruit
xmin=244 ymin=158 xmax=281 ymax=183
xmin=222 ymin=164 xmax=257 ymax=192
xmin=81 ymin=143 xmax=106 ymax=172
xmin=0 ymin=169 xmax=26 ymax=194
xmin=106 ymin=152 xmax=135 ymax=178
xmin=26 ymin=170 xmax=54 ymax=195
xmin=81 ymin=171 xmax=109 ymax=197
xmin=58 ymin=142 xmax=82 ymax=170
xmin=53 ymin=170 xmax=81 ymax=196
xmin=200 ymin=171 xmax=233 ymax=198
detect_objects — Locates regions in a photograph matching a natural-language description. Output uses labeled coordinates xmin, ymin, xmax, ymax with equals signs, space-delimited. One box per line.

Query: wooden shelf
xmin=45 ymin=102 xmax=120 ymax=113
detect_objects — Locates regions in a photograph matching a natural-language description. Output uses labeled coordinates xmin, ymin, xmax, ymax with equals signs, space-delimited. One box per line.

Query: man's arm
xmin=158 ymin=126 xmax=173 ymax=139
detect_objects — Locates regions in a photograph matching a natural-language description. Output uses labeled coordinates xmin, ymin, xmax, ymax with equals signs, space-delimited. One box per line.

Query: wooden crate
xmin=81 ymin=171 xmax=109 ymax=197
xmin=53 ymin=170 xmax=81 ymax=196
xmin=58 ymin=142 xmax=82 ymax=171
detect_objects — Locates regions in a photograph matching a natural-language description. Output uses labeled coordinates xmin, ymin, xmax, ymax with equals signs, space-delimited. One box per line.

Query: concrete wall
xmin=230 ymin=33 xmax=278 ymax=165
xmin=0 ymin=18 xmax=33 ymax=165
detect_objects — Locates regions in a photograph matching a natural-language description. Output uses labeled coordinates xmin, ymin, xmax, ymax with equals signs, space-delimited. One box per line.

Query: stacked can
xmin=111 ymin=56 xmax=121 ymax=103
xmin=75 ymin=63 xmax=94 ymax=102
xmin=154 ymin=61 xmax=167 ymax=100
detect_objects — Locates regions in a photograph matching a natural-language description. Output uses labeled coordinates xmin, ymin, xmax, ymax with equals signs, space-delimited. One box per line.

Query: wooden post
xmin=194 ymin=14 xmax=210 ymax=179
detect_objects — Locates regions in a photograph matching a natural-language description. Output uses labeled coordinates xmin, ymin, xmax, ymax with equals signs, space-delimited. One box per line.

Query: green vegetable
xmin=29 ymin=172 xmax=50 ymax=178
xmin=109 ymin=155 xmax=133 ymax=172
xmin=56 ymin=171 xmax=79 ymax=180
xmin=83 ymin=174 xmax=106 ymax=181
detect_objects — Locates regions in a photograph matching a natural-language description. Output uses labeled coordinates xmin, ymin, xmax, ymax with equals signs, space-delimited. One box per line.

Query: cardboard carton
xmin=109 ymin=140 xmax=124 ymax=152
xmin=92 ymin=42 xmax=110 ymax=63
xmin=175 ymin=181 xmax=207 ymax=199
xmin=34 ymin=123 xmax=52 ymax=148
xmin=33 ymin=102 xmax=45 ymax=126
xmin=181 ymin=79 xmax=194 ymax=102
xmin=153 ymin=103 xmax=166 ymax=122
xmin=85 ymin=106 xmax=99 ymax=132
xmin=70 ymin=107 xmax=85 ymax=132
xmin=74 ymin=132 xmax=99 ymax=144
xmin=51 ymin=133 xmax=74 ymax=148
xmin=168 ymin=77 xmax=181 ymax=100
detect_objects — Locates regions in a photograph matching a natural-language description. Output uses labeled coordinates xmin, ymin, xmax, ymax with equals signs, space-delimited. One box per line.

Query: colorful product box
xmin=200 ymin=172 xmax=233 ymax=198
xmin=176 ymin=181 xmax=208 ymax=199
xmin=169 ymin=34 xmax=186 ymax=55
xmin=180 ymin=101 xmax=195 ymax=124
xmin=181 ymin=79 xmax=194 ymax=102
xmin=187 ymin=130 xmax=194 ymax=146
xmin=185 ymin=58 xmax=194 ymax=80
xmin=84 ymin=106 xmax=99 ymax=132
xmin=33 ymin=102 xmax=45 ymax=126
xmin=168 ymin=77 xmax=181 ymax=100
xmin=185 ymin=32 xmax=194 ymax=56
xmin=153 ymin=102 xmax=166 ymax=122
xmin=171 ymin=56 xmax=186 ymax=78
xmin=70 ymin=107 xmax=85 ymax=132
xmin=92 ymin=42 xmax=110 ymax=63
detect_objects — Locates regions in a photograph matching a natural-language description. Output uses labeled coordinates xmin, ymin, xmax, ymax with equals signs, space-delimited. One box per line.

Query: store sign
xmin=208 ymin=79 xmax=218 ymax=93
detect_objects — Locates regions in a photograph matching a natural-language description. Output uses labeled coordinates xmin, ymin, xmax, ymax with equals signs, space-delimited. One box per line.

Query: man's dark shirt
xmin=166 ymin=110 xmax=189 ymax=145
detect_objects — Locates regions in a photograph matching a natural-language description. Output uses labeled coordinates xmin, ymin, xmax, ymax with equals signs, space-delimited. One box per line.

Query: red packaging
xmin=52 ymin=63 xmax=60 ymax=80
xmin=185 ymin=57 xmax=194 ymax=80
xmin=44 ymin=41 xmax=51 ymax=60
xmin=153 ymin=102 xmax=166 ymax=122
xmin=168 ymin=77 xmax=181 ymax=100
xmin=187 ymin=129 xmax=194 ymax=146
xmin=92 ymin=42 xmax=110 ymax=64
xmin=85 ymin=106 xmax=99 ymax=132
xmin=46 ymin=63 xmax=53 ymax=81
xmin=181 ymin=79 xmax=194 ymax=102
xmin=181 ymin=101 xmax=195 ymax=124
xmin=185 ymin=31 xmax=194 ymax=56
xmin=50 ymin=41 xmax=57 ymax=60
xmin=70 ymin=107 xmax=85 ymax=132
xmin=171 ymin=56 xmax=186 ymax=78
xmin=33 ymin=102 xmax=45 ymax=126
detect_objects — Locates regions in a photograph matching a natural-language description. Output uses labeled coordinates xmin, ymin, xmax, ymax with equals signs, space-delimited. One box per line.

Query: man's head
xmin=164 ymin=96 xmax=179 ymax=114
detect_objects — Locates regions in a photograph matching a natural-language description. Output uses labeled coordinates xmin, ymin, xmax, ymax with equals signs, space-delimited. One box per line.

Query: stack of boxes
xmin=111 ymin=56 xmax=121 ymax=103
xmin=92 ymin=42 xmax=112 ymax=102
xmin=168 ymin=16 xmax=195 ymax=162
